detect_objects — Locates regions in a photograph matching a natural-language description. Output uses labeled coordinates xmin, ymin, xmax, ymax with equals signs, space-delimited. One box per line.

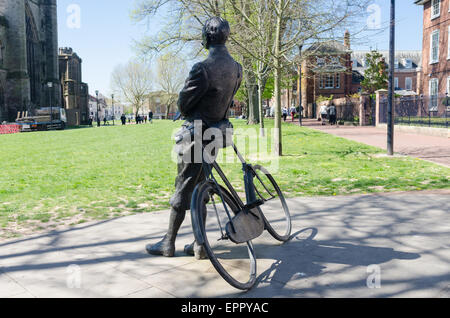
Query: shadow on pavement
xmin=246 ymin=228 xmax=422 ymax=297
xmin=0 ymin=191 xmax=448 ymax=298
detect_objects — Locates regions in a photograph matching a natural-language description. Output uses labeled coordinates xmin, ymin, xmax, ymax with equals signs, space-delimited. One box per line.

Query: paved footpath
xmin=297 ymin=119 xmax=450 ymax=167
xmin=0 ymin=190 xmax=449 ymax=298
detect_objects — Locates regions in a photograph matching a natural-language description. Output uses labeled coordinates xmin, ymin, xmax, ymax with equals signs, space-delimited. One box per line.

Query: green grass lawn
xmin=395 ymin=116 xmax=448 ymax=128
xmin=0 ymin=120 xmax=449 ymax=239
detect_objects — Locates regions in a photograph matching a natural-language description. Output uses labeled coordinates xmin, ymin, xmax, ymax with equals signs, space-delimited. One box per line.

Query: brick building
xmin=300 ymin=32 xmax=356 ymax=118
xmin=416 ymin=0 xmax=450 ymax=111
xmin=146 ymin=91 xmax=178 ymax=119
xmin=88 ymin=93 xmax=108 ymax=122
xmin=351 ymin=50 xmax=422 ymax=94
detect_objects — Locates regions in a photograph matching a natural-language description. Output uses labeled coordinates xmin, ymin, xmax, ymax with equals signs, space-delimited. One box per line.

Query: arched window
xmin=25 ymin=4 xmax=40 ymax=106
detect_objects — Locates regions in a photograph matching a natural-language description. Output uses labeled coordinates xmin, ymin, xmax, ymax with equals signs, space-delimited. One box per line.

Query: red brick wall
xmin=394 ymin=71 xmax=419 ymax=91
xmin=421 ymin=0 xmax=450 ymax=97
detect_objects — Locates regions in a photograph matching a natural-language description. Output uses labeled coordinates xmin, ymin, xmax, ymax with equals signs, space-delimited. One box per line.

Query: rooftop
xmin=306 ymin=40 xmax=351 ymax=55
xmin=352 ymin=50 xmax=422 ymax=71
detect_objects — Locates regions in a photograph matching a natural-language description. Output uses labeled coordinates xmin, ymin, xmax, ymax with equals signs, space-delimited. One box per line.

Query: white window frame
xmin=335 ymin=73 xmax=341 ymax=89
xmin=430 ymin=29 xmax=440 ymax=64
xmin=447 ymin=76 xmax=450 ymax=94
xmin=447 ymin=77 xmax=450 ymax=112
xmin=405 ymin=77 xmax=413 ymax=91
xmin=429 ymin=78 xmax=439 ymax=111
xmin=394 ymin=77 xmax=399 ymax=90
xmin=431 ymin=0 xmax=441 ymax=20
xmin=324 ymin=74 xmax=334 ymax=89
xmin=448 ymin=26 xmax=450 ymax=59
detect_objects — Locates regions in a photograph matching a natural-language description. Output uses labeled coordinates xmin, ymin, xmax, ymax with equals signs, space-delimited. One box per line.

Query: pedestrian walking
xmin=149 ymin=111 xmax=154 ymax=124
xmin=282 ymin=107 xmax=288 ymax=122
xmin=319 ymin=105 xmax=328 ymax=125
xmin=328 ymin=103 xmax=337 ymax=125
xmin=290 ymin=106 xmax=296 ymax=122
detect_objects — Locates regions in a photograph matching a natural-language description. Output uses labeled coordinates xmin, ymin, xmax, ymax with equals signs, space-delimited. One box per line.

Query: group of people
xmin=88 ymin=115 xmax=108 ymax=127
xmin=281 ymin=106 xmax=304 ymax=122
xmin=319 ymin=103 xmax=337 ymax=126
xmin=120 ymin=111 xmax=154 ymax=126
xmin=135 ymin=115 xmax=148 ymax=124
xmin=282 ymin=106 xmax=301 ymax=122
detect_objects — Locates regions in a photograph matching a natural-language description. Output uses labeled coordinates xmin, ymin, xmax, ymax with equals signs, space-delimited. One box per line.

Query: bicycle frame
xmin=189 ymin=136 xmax=292 ymax=291
xmin=203 ymin=141 xmax=259 ymax=208
xmin=192 ymin=141 xmax=265 ymax=245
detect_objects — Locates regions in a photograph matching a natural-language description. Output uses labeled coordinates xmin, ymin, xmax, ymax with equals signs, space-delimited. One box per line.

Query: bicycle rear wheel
xmin=252 ymin=165 xmax=292 ymax=242
xmin=191 ymin=181 xmax=257 ymax=290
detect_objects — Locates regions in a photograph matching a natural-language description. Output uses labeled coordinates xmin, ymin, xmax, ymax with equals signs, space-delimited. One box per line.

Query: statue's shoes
xmin=184 ymin=242 xmax=207 ymax=260
xmin=146 ymin=237 xmax=175 ymax=257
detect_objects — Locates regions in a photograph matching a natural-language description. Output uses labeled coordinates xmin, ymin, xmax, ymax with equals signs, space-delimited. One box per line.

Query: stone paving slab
xmin=0 ymin=190 xmax=449 ymax=298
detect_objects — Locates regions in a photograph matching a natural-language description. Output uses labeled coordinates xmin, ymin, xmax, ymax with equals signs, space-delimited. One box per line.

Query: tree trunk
xmin=245 ymin=69 xmax=259 ymax=125
xmin=247 ymin=84 xmax=259 ymax=125
xmin=166 ymin=103 xmax=171 ymax=119
xmin=257 ymin=76 xmax=265 ymax=137
xmin=273 ymin=4 xmax=283 ymax=157
xmin=243 ymin=56 xmax=259 ymax=125
xmin=274 ymin=66 xmax=282 ymax=156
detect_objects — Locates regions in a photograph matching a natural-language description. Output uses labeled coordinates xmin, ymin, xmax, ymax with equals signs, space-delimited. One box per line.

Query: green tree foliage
xmin=360 ymin=51 xmax=388 ymax=95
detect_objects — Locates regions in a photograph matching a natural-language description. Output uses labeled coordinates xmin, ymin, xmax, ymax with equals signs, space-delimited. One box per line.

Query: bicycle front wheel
xmin=191 ymin=181 xmax=257 ymax=290
xmin=252 ymin=165 xmax=292 ymax=242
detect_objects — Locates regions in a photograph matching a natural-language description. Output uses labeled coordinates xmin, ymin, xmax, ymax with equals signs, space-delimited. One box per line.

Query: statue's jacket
xmin=177 ymin=45 xmax=243 ymax=125
xmin=170 ymin=45 xmax=242 ymax=212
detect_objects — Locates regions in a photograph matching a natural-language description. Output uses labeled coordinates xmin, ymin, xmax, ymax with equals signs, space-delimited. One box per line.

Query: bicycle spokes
xmin=253 ymin=168 xmax=276 ymax=202
xmin=210 ymin=194 xmax=228 ymax=241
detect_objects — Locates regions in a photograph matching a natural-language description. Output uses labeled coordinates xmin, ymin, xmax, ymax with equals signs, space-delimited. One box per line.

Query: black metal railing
xmin=379 ymin=95 xmax=449 ymax=129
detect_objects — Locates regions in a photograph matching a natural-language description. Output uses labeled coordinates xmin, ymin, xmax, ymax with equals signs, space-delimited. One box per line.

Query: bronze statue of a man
xmin=146 ymin=17 xmax=243 ymax=259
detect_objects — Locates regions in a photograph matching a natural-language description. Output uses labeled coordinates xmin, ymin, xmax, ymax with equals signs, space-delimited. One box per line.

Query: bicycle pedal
xmin=218 ymin=235 xmax=229 ymax=242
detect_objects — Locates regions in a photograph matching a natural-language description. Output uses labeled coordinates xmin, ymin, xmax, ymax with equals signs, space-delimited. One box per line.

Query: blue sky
xmin=57 ymin=0 xmax=424 ymax=97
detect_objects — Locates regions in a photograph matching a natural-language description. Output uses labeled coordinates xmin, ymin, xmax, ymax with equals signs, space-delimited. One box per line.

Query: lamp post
xmin=387 ymin=0 xmax=395 ymax=156
xmin=112 ymin=94 xmax=115 ymax=126
xmin=298 ymin=44 xmax=303 ymax=127
xmin=95 ymin=90 xmax=100 ymax=127
xmin=47 ymin=82 xmax=53 ymax=128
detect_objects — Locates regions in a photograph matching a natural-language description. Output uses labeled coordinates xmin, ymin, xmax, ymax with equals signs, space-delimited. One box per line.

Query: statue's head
xmin=202 ymin=17 xmax=230 ymax=50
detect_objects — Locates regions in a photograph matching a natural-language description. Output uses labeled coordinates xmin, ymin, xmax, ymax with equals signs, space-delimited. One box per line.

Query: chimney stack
xmin=344 ymin=30 xmax=351 ymax=49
